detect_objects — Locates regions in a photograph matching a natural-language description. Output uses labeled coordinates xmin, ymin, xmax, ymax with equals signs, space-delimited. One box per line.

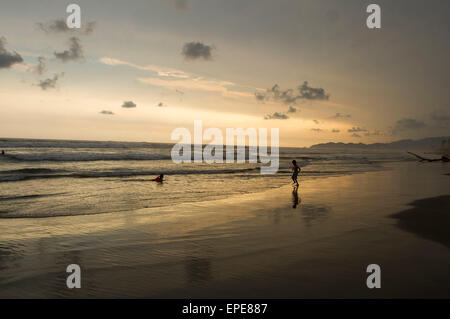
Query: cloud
xmin=332 ymin=129 xmax=340 ymax=133
xmin=99 ymin=57 xmax=190 ymax=79
xmin=37 ymin=20 xmax=96 ymax=35
xmin=54 ymin=37 xmax=84 ymax=62
xmin=255 ymin=81 xmax=330 ymax=105
xmin=264 ymin=112 xmax=289 ymax=120
xmin=157 ymin=102 xmax=166 ymax=107
xmin=430 ymin=111 xmax=450 ymax=128
xmin=0 ymin=37 xmax=23 ymax=69
xmin=298 ymin=81 xmax=330 ymax=101
xmin=351 ymin=133 xmax=362 ymax=138
xmin=364 ymin=130 xmax=381 ymax=136
xmin=122 ymin=101 xmax=137 ymax=108
xmin=287 ymin=106 xmax=297 ymax=113
xmin=37 ymin=73 xmax=63 ymax=90
xmin=84 ymin=22 xmax=96 ymax=35
xmin=37 ymin=19 xmax=68 ymax=33
xmin=311 ymin=128 xmax=323 ymax=132
xmin=255 ymin=92 xmax=266 ymax=102
xmin=333 ymin=112 xmax=351 ymax=119
xmin=138 ymin=77 xmax=250 ymax=99
xmin=264 ymin=105 xmax=299 ymax=120
xmin=348 ymin=127 xmax=367 ymax=133
xmin=182 ymin=42 xmax=214 ymax=61
xmin=100 ymin=110 xmax=114 ymax=115
xmin=32 ymin=57 xmax=46 ymax=75
xmin=101 ymin=56 xmax=254 ymax=100
xmin=392 ymin=118 xmax=426 ymax=134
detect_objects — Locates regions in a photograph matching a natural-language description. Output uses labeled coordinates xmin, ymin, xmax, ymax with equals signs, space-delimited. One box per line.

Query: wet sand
xmin=391 ymin=195 xmax=450 ymax=249
xmin=0 ymin=162 xmax=449 ymax=298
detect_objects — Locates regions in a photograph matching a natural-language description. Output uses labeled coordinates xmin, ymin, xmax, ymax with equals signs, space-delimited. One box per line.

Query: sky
xmin=0 ymin=0 xmax=449 ymax=147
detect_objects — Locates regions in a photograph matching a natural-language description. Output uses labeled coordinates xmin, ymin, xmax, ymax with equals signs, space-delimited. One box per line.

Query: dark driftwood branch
xmin=407 ymin=152 xmax=449 ymax=162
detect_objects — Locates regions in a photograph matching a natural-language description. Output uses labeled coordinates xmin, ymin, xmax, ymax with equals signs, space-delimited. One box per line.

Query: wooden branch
xmin=407 ymin=152 xmax=449 ymax=162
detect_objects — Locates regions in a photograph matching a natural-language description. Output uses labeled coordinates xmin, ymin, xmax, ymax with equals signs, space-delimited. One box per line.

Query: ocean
xmin=0 ymin=138 xmax=408 ymax=218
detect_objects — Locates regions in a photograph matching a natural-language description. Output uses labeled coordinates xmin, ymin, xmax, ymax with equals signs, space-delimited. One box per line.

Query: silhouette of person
xmin=1 ymin=150 xmax=4 ymax=155
xmin=291 ymin=160 xmax=300 ymax=186
xmin=154 ymin=174 xmax=164 ymax=183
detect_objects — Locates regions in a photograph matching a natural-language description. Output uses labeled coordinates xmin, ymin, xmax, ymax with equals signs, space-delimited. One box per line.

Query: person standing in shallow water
xmin=291 ymin=160 xmax=300 ymax=186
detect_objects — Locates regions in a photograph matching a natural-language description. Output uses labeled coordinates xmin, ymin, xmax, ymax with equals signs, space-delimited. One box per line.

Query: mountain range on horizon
xmin=310 ymin=136 xmax=450 ymax=153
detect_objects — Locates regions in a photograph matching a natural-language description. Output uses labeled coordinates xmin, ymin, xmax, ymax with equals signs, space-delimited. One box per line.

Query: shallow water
xmin=0 ymin=138 xmax=397 ymax=218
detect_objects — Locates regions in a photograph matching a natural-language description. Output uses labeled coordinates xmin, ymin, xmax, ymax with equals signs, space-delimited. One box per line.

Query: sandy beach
xmin=0 ymin=161 xmax=449 ymax=298
xmin=2 ymin=0 xmax=450 ymax=306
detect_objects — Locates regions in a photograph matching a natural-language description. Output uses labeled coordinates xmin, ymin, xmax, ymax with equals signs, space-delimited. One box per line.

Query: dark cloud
xmin=157 ymin=102 xmax=166 ymax=107
xmin=255 ymin=92 xmax=266 ymax=102
xmin=351 ymin=133 xmax=362 ymax=138
xmin=430 ymin=111 xmax=450 ymax=128
xmin=37 ymin=20 xmax=96 ymax=35
xmin=298 ymin=81 xmax=330 ymax=100
xmin=392 ymin=118 xmax=426 ymax=134
xmin=332 ymin=129 xmax=340 ymax=133
xmin=287 ymin=106 xmax=297 ymax=113
xmin=431 ymin=112 xmax=450 ymax=122
xmin=37 ymin=73 xmax=63 ymax=90
xmin=264 ymin=105 xmax=297 ymax=119
xmin=174 ymin=0 xmax=188 ymax=11
xmin=311 ymin=128 xmax=323 ymax=132
xmin=259 ymin=84 xmax=297 ymax=104
xmin=100 ymin=110 xmax=114 ymax=115
xmin=83 ymin=22 xmax=96 ymax=35
xmin=333 ymin=112 xmax=351 ymax=119
xmin=264 ymin=112 xmax=289 ymax=120
xmin=122 ymin=101 xmax=137 ymax=108
xmin=0 ymin=37 xmax=23 ymax=69
xmin=348 ymin=127 xmax=367 ymax=133
xmin=37 ymin=19 xmax=68 ymax=33
xmin=182 ymin=42 xmax=213 ymax=61
xmin=255 ymin=81 xmax=330 ymax=105
xmin=33 ymin=57 xmax=46 ymax=75
xmin=54 ymin=37 xmax=84 ymax=62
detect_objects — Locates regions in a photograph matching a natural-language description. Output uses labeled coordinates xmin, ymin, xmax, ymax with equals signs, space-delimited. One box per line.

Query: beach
xmin=1 ymin=0 xmax=450 ymax=304
xmin=1 ymin=160 xmax=449 ymax=298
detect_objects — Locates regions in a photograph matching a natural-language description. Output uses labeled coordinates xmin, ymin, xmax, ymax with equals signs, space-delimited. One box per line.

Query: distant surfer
xmin=154 ymin=174 xmax=164 ymax=183
xmin=291 ymin=160 xmax=300 ymax=186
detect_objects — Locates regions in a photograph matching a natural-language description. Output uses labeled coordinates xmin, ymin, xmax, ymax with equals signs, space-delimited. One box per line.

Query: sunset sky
xmin=1 ymin=0 xmax=449 ymax=147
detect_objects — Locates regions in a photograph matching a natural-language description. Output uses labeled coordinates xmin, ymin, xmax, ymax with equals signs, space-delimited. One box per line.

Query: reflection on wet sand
xmin=290 ymin=185 xmax=330 ymax=226
xmin=1 ymin=163 xmax=449 ymax=298
xmin=300 ymin=204 xmax=331 ymax=226
xmin=292 ymin=185 xmax=300 ymax=208
xmin=0 ymin=236 xmax=90 ymax=298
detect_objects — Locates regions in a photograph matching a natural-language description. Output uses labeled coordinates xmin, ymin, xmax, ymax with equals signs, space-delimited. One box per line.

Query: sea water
xmin=0 ymin=138 xmax=406 ymax=218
